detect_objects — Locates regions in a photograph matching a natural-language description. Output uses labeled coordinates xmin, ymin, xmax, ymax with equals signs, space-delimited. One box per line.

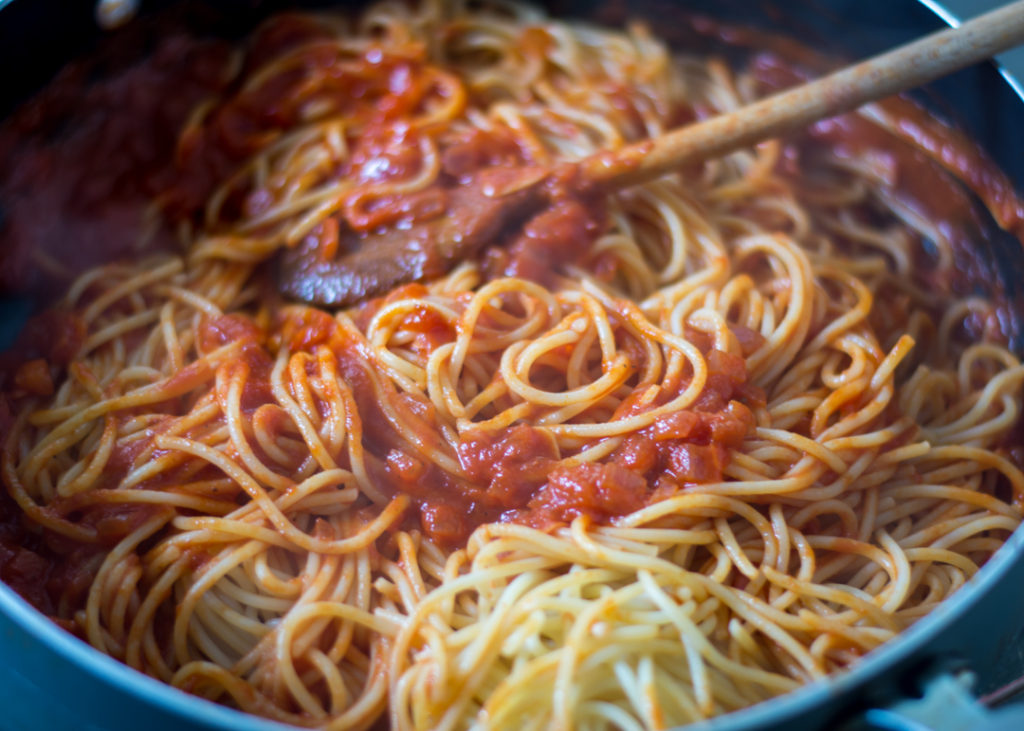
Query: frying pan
xmin=0 ymin=1 xmax=1023 ymax=729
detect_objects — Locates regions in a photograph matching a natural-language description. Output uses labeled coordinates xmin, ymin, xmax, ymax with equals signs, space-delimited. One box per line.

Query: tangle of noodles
xmin=2 ymin=1 xmax=1024 ymax=729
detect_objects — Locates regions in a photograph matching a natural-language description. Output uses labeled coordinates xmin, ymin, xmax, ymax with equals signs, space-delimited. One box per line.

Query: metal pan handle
xmin=921 ymin=0 xmax=1024 ymax=98
xmin=843 ymin=670 xmax=1024 ymax=731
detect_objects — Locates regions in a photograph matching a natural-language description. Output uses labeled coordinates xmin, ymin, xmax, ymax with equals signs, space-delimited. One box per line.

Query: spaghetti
xmin=2 ymin=1 xmax=1024 ymax=729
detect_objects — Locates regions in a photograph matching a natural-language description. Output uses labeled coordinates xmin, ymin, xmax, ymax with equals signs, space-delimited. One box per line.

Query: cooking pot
xmin=0 ymin=1 xmax=1023 ymax=729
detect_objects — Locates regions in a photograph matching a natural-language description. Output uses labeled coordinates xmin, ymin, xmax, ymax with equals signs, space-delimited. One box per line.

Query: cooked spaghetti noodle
xmin=2 ymin=1 xmax=1023 ymax=729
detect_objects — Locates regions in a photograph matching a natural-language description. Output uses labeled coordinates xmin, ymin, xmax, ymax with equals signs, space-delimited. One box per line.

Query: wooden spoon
xmin=279 ymin=0 xmax=1024 ymax=307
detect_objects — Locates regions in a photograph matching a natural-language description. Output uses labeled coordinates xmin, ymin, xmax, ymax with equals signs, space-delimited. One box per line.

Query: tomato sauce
xmin=0 ymin=34 xmax=234 ymax=297
xmin=271 ymin=305 xmax=762 ymax=544
xmin=0 ymin=485 xmax=169 ymax=623
xmin=0 ymin=311 xmax=85 ymax=391
xmin=2 ymin=11 xmax=1023 ymax=612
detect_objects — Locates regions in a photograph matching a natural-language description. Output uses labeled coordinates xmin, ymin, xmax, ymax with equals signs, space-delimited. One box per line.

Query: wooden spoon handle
xmin=581 ymin=0 xmax=1024 ymax=190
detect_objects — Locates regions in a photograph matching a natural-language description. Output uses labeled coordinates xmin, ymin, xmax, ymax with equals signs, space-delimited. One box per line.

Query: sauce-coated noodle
xmin=1 ymin=1 xmax=1023 ymax=729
